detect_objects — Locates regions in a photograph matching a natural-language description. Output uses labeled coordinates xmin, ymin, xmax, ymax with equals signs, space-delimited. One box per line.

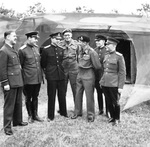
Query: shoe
xmin=108 ymin=118 xmax=115 ymax=123
xmin=28 ymin=116 xmax=34 ymax=123
xmin=62 ymin=115 xmax=69 ymax=118
xmin=47 ymin=118 xmax=54 ymax=122
xmin=13 ymin=122 xmax=28 ymax=127
xmin=87 ymin=116 xmax=94 ymax=122
xmin=71 ymin=114 xmax=82 ymax=119
xmin=33 ymin=116 xmax=44 ymax=122
xmin=4 ymin=129 xmax=13 ymax=135
xmin=112 ymin=119 xmax=120 ymax=126
xmin=99 ymin=110 xmax=104 ymax=115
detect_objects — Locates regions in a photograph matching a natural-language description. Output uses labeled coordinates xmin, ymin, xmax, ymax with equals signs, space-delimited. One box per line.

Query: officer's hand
xmin=118 ymin=88 xmax=123 ymax=94
xmin=4 ymin=85 xmax=10 ymax=91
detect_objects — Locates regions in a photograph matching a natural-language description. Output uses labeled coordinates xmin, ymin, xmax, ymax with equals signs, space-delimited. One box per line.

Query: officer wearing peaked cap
xmin=41 ymin=32 xmax=68 ymax=121
xmin=100 ymin=36 xmax=126 ymax=126
xmin=19 ymin=31 xmax=43 ymax=123
xmin=94 ymin=34 xmax=108 ymax=116
xmin=25 ymin=31 xmax=40 ymax=38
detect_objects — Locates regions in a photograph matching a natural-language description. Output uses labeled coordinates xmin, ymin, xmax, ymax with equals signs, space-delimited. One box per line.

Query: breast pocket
xmin=10 ymin=56 xmax=19 ymax=65
xmin=26 ymin=55 xmax=34 ymax=64
xmin=109 ymin=59 xmax=117 ymax=69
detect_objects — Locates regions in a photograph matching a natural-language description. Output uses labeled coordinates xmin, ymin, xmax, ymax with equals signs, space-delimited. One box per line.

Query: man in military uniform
xmin=71 ymin=36 xmax=101 ymax=122
xmin=100 ymin=37 xmax=126 ymax=126
xmin=94 ymin=34 xmax=108 ymax=116
xmin=0 ymin=31 xmax=28 ymax=135
xmin=41 ymin=32 xmax=68 ymax=121
xmin=59 ymin=29 xmax=79 ymax=104
xmin=19 ymin=31 xmax=43 ymax=123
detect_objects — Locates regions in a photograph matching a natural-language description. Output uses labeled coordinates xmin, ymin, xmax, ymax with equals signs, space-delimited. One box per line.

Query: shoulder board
xmin=116 ymin=52 xmax=122 ymax=56
xmin=19 ymin=44 xmax=27 ymax=50
xmin=34 ymin=44 xmax=39 ymax=47
xmin=89 ymin=47 xmax=94 ymax=51
xmin=72 ymin=40 xmax=78 ymax=44
xmin=57 ymin=45 xmax=65 ymax=50
xmin=105 ymin=52 xmax=109 ymax=55
xmin=44 ymin=45 xmax=51 ymax=49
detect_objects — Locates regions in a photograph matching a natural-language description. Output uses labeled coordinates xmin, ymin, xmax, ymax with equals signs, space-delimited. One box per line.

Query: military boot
xmin=32 ymin=100 xmax=43 ymax=122
xmin=26 ymin=101 xmax=34 ymax=123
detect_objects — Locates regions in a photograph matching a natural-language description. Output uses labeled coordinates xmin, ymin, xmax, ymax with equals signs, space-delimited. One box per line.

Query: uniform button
xmin=11 ymin=73 xmax=14 ymax=75
xmin=57 ymin=65 xmax=59 ymax=66
xmin=57 ymin=57 xmax=58 ymax=58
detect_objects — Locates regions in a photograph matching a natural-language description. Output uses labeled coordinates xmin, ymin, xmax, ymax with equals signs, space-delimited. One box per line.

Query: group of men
xmin=0 ymin=28 xmax=126 ymax=135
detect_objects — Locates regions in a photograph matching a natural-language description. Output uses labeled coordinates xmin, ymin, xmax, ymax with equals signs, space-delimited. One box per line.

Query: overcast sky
xmin=0 ymin=0 xmax=149 ymax=14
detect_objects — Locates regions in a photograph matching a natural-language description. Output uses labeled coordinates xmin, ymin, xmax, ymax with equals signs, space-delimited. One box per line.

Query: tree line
xmin=0 ymin=2 xmax=150 ymax=20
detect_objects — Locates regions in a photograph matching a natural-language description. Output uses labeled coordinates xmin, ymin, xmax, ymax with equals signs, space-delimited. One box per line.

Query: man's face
xmin=80 ymin=41 xmax=87 ymax=49
xmin=105 ymin=42 xmax=116 ymax=52
xmin=7 ymin=32 xmax=17 ymax=45
xmin=29 ymin=36 xmax=38 ymax=46
xmin=51 ymin=37 xmax=61 ymax=45
xmin=95 ymin=39 xmax=105 ymax=48
xmin=63 ymin=32 xmax=72 ymax=42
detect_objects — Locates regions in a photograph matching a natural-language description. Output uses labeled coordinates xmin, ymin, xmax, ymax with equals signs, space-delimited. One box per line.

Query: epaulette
xmin=44 ymin=45 xmax=51 ymax=49
xmin=19 ymin=44 xmax=27 ymax=50
xmin=116 ymin=51 xmax=122 ymax=56
xmin=57 ymin=44 xmax=65 ymax=50
xmin=34 ymin=44 xmax=39 ymax=47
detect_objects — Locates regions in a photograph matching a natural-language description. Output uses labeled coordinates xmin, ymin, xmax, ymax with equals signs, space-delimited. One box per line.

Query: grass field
xmin=0 ymin=84 xmax=150 ymax=147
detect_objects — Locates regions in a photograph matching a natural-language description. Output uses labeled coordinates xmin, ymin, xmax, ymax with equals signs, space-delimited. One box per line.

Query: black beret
xmin=25 ymin=31 xmax=39 ymax=38
xmin=95 ymin=34 xmax=107 ymax=42
xmin=106 ymin=37 xmax=119 ymax=45
xmin=49 ymin=32 xmax=62 ymax=40
xmin=62 ymin=28 xmax=72 ymax=35
xmin=78 ymin=35 xmax=90 ymax=43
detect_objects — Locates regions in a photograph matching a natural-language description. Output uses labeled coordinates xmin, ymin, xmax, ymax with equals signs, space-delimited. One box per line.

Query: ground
xmin=0 ymin=84 xmax=150 ymax=147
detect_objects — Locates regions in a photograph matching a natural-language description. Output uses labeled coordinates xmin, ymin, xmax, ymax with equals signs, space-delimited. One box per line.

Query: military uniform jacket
xmin=59 ymin=39 xmax=79 ymax=73
xmin=0 ymin=43 xmax=23 ymax=88
xmin=94 ymin=46 xmax=107 ymax=80
xmin=19 ymin=43 xmax=43 ymax=85
xmin=100 ymin=51 xmax=126 ymax=89
xmin=77 ymin=46 xmax=101 ymax=80
xmin=41 ymin=44 xmax=65 ymax=81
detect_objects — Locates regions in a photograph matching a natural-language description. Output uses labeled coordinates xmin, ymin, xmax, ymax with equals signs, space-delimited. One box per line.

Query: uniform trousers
xmin=24 ymin=84 xmax=41 ymax=102
xmin=74 ymin=77 xmax=95 ymax=118
xmin=102 ymin=86 xmax=120 ymax=120
xmin=95 ymin=80 xmax=104 ymax=112
xmin=23 ymin=84 xmax=41 ymax=116
xmin=64 ymin=72 xmax=77 ymax=102
xmin=47 ymin=80 xmax=67 ymax=120
xmin=3 ymin=87 xmax=23 ymax=131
